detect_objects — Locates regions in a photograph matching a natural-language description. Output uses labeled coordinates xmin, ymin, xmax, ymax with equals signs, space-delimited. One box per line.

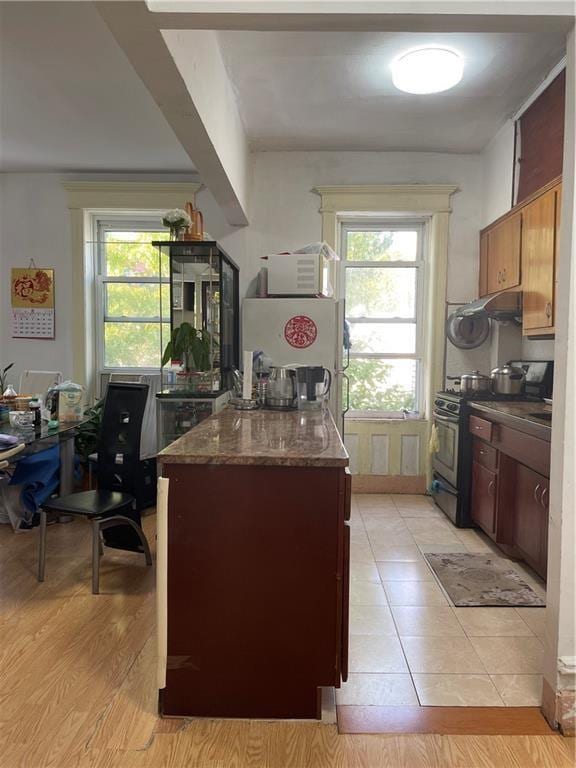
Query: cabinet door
xmin=486 ymin=213 xmax=522 ymax=294
xmin=513 ymin=464 xmax=548 ymax=577
xmin=341 ymin=522 xmax=350 ymax=683
xmin=479 ymin=231 xmax=489 ymax=297
xmin=471 ymin=461 xmax=497 ymax=538
xmin=522 ymin=188 xmax=557 ymax=331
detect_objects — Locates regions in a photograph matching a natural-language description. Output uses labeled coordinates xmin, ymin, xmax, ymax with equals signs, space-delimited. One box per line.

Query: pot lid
xmin=491 ymin=363 xmax=525 ymax=376
xmin=461 ymin=370 xmax=490 ymax=380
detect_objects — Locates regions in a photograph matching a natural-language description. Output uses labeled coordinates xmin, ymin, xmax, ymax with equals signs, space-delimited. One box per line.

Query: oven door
xmin=432 ymin=411 xmax=459 ymax=488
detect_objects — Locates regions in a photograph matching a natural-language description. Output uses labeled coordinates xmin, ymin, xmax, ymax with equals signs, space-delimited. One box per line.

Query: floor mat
xmin=423 ymin=552 xmax=545 ymax=607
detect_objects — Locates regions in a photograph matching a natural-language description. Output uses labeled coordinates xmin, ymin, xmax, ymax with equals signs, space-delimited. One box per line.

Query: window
xmin=341 ymin=221 xmax=426 ymax=417
xmin=95 ymin=218 xmax=170 ymax=371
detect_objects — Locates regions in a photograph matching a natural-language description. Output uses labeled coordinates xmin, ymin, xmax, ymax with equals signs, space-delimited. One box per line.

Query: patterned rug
xmin=423 ymin=552 xmax=546 ymax=607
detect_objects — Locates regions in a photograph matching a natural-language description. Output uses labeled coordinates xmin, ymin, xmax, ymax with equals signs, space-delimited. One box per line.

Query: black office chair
xmin=37 ymin=383 xmax=152 ymax=594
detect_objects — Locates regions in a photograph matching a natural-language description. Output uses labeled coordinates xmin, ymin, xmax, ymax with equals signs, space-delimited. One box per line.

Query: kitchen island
xmin=156 ymin=407 xmax=350 ymax=719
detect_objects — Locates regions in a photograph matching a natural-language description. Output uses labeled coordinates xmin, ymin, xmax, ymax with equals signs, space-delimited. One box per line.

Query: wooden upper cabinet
xmin=484 ymin=212 xmax=522 ymax=295
xmin=479 ymin=230 xmax=489 ymax=297
xmin=522 ymin=186 xmax=558 ymax=333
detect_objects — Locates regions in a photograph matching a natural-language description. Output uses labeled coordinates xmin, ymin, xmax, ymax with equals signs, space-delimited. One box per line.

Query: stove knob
xmin=447 ymin=403 xmax=458 ymax=411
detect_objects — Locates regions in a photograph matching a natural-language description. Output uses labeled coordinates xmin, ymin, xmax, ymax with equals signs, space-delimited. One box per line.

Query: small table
xmin=1 ymin=419 xmax=87 ymax=495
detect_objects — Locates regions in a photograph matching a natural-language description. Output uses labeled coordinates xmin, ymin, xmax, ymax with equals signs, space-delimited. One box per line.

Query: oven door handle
xmin=433 ymin=413 xmax=459 ymax=425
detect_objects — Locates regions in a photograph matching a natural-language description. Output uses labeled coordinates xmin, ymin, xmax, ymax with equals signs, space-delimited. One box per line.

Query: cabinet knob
xmin=545 ymin=302 xmax=552 ymax=319
xmin=541 ymin=487 xmax=549 ymax=508
xmin=488 ymin=480 xmax=495 ymax=497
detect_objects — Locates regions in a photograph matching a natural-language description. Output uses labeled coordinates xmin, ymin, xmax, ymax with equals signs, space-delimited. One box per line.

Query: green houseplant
xmin=75 ymin=399 xmax=104 ymax=462
xmin=0 ymin=363 xmax=15 ymax=423
xmin=161 ymin=322 xmax=214 ymax=372
xmin=0 ymin=363 xmax=14 ymax=396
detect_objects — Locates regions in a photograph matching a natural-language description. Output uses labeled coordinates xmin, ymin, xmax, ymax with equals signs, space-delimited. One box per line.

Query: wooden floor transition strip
xmin=337 ymin=706 xmax=555 ymax=735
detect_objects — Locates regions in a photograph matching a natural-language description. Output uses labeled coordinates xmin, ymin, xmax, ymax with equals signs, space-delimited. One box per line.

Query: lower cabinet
xmin=471 ymin=460 xmax=497 ymax=538
xmin=469 ymin=417 xmax=550 ymax=581
xmin=513 ymin=464 xmax=549 ymax=579
xmin=159 ymin=461 xmax=351 ymax=719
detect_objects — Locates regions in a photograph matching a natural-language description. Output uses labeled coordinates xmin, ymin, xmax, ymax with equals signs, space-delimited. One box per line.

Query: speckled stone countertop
xmin=470 ymin=400 xmax=552 ymax=441
xmin=157 ymin=406 xmax=349 ymax=467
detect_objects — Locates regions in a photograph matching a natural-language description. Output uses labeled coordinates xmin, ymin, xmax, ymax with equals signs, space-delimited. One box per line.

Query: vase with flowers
xmin=162 ymin=208 xmax=192 ymax=241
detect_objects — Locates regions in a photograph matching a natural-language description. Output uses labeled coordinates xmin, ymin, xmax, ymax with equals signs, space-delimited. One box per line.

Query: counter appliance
xmin=295 ymin=366 xmax=331 ymax=410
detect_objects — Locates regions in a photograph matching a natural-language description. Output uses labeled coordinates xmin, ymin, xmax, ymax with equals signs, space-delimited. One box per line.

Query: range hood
xmin=455 ymin=290 xmax=522 ymax=320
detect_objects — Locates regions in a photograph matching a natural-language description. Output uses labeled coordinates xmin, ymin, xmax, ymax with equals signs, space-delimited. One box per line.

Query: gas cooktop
xmin=438 ymin=389 xmax=540 ymax=402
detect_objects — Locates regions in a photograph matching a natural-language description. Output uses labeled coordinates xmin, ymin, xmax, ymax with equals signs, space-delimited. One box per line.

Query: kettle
xmin=266 ymin=366 xmax=297 ymax=410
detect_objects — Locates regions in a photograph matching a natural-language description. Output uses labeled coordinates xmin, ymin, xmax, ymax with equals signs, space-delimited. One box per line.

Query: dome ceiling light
xmin=391 ymin=47 xmax=464 ymax=95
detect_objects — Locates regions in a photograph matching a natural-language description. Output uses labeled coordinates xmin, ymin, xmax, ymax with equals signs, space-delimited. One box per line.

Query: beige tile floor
xmin=338 ymin=493 xmax=547 ymax=708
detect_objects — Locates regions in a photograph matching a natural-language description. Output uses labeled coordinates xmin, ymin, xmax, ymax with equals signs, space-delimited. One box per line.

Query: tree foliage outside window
xmin=344 ymin=227 xmax=422 ymax=415
xmin=99 ymin=227 xmax=170 ymax=369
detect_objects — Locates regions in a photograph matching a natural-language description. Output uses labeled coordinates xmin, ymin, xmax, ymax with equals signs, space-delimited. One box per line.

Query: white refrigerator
xmin=242 ymin=298 xmax=348 ymax=428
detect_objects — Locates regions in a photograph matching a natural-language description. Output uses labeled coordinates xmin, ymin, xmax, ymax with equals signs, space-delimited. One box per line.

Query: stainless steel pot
xmin=266 ymin=366 xmax=297 ymax=409
xmin=459 ymin=370 xmax=492 ymax=394
xmin=490 ymin=363 xmax=526 ymax=395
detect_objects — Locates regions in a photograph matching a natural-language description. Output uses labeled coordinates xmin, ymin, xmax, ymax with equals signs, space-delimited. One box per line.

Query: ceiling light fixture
xmin=391 ymin=47 xmax=464 ymax=95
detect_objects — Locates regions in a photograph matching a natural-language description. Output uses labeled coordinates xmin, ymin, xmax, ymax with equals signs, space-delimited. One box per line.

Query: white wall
xmin=0 ymin=174 xmax=73 ymax=389
xmin=543 ymin=26 xmax=576 ymax=730
xmin=480 ymin=120 xmax=515 ymax=228
xmin=200 ymin=150 xmax=484 ymax=305
xmin=0 ymin=152 xmax=483 ymax=389
xmin=162 ymin=30 xmax=251 ymax=223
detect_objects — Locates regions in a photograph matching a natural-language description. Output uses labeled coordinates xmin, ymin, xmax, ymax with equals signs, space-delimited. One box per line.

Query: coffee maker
xmin=295 ymin=366 xmax=332 ymax=410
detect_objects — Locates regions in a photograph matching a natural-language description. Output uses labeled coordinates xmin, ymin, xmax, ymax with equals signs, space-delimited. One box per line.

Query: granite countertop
xmin=157 ymin=406 xmax=349 ymax=467
xmin=470 ymin=400 xmax=552 ymax=441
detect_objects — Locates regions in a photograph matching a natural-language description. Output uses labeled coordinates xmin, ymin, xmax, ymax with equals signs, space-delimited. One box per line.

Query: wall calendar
xmin=11 ymin=266 xmax=55 ymax=339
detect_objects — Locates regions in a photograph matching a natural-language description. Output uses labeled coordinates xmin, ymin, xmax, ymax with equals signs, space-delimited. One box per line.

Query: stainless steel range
xmin=431 ymin=391 xmax=474 ymax=527
xmin=430 ymin=360 xmax=554 ymax=528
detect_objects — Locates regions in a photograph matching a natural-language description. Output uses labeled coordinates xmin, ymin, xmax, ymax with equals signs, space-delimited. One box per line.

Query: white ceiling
xmin=217 ymin=30 xmax=566 ymax=153
xmin=0 ymin=4 xmax=567 ymax=170
xmin=0 ymin=3 xmax=194 ymax=172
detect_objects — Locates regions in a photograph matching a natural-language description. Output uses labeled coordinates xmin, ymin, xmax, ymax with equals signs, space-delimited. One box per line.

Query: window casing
xmin=93 ymin=215 xmax=170 ymax=373
xmin=341 ymin=219 xmax=426 ymax=418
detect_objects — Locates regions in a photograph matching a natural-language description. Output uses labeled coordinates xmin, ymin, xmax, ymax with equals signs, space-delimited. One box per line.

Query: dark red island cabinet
xmin=156 ymin=408 xmax=351 ymax=720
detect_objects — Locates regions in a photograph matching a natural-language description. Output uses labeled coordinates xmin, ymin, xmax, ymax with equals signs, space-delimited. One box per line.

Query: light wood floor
xmin=0 ymin=514 xmax=574 ymax=768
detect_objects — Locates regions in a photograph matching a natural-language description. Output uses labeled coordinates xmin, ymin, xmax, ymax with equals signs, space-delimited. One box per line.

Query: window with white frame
xmin=95 ymin=217 xmax=170 ymax=372
xmin=341 ymin=220 xmax=426 ymax=417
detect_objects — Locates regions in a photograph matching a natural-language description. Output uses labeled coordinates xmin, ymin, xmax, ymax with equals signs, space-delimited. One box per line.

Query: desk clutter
xmin=1 ymin=373 xmax=83 ymax=429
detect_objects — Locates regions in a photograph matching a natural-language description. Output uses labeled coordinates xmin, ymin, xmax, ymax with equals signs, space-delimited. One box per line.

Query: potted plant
xmin=1 ymin=363 xmax=14 ymax=396
xmin=74 ymin=399 xmax=104 ymax=489
xmin=0 ymin=363 xmax=14 ymax=423
xmin=75 ymin=399 xmax=104 ymax=462
xmin=162 ymin=208 xmax=192 ymax=241
xmin=162 ymin=323 xmax=216 ymax=390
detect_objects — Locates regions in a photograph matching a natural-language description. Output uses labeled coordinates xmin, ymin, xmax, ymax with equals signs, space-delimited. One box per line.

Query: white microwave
xmin=267 ymin=252 xmax=334 ymax=297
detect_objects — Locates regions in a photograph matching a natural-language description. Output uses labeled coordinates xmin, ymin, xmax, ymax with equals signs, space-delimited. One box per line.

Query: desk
xmin=1 ymin=419 xmax=86 ymax=495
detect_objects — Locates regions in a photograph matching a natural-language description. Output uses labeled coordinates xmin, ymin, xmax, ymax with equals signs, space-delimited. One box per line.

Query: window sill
xmin=346 ymin=415 xmax=428 ymax=423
